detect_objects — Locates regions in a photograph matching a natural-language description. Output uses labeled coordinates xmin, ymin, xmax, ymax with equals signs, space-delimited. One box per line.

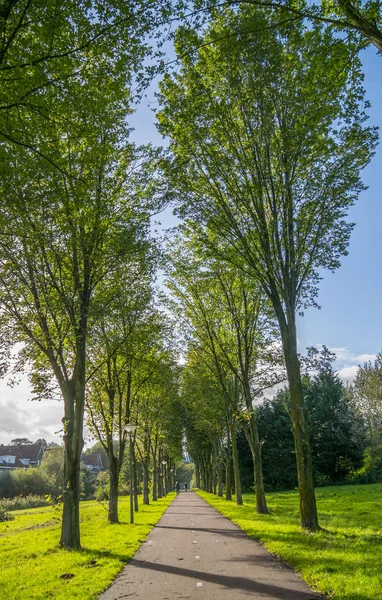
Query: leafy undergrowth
xmin=0 ymin=494 xmax=174 ymax=599
xmin=197 ymin=484 xmax=382 ymax=600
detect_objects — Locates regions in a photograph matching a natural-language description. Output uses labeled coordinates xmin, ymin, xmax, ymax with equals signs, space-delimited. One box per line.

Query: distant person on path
xmin=185 ymin=483 xmax=188 ymax=492
xmin=175 ymin=481 xmax=180 ymax=494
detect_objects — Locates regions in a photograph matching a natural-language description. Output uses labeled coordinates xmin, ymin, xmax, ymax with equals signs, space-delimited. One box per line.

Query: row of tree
xmin=0 ymin=0 xmax=185 ymax=547
xmin=0 ymin=442 xmax=185 ymax=507
xmin=159 ymin=6 xmax=377 ymax=532
xmin=182 ymin=345 xmax=382 ymax=500
xmin=1 ymin=0 xmax=380 ymax=546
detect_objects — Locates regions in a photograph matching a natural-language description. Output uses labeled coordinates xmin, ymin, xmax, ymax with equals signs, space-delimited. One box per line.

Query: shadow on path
xmin=155 ymin=524 xmax=248 ymax=538
xmin=129 ymin=559 xmax=320 ymax=600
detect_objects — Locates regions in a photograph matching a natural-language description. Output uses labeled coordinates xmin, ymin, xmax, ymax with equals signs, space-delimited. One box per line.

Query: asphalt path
xmin=98 ymin=491 xmax=322 ymax=600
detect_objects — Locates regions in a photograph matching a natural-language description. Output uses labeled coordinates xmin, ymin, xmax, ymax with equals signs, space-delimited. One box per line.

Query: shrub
xmin=11 ymin=468 xmax=50 ymax=497
xmin=80 ymin=465 xmax=96 ymax=499
xmin=0 ymin=507 xmax=14 ymax=522
xmin=0 ymin=470 xmax=15 ymax=498
xmin=0 ymin=495 xmax=49 ymax=511
xmin=39 ymin=446 xmax=64 ymax=499
xmin=95 ymin=471 xmax=109 ymax=501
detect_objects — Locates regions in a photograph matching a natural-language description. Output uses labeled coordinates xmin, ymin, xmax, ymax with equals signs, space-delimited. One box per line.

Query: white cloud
xmin=258 ymin=346 xmax=376 ymax=399
xmin=354 ymin=353 xmax=377 ymax=364
xmin=328 ymin=347 xmax=377 ymax=366
xmin=337 ymin=365 xmax=359 ymax=383
xmin=0 ymin=377 xmax=63 ymax=445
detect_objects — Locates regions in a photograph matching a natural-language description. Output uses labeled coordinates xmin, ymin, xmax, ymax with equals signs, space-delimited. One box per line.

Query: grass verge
xmin=197 ymin=484 xmax=381 ymax=600
xmin=0 ymin=493 xmax=174 ymax=600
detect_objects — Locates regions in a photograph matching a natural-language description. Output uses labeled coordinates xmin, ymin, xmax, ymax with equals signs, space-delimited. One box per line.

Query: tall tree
xmin=181 ymin=350 xmax=227 ymax=495
xmin=0 ymin=0 xmax=177 ymax=163
xmin=167 ymin=240 xmax=283 ymax=512
xmin=0 ymin=91 xmax=157 ymax=546
xmin=158 ymin=8 xmax=376 ymax=529
xmin=210 ymin=1 xmax=382 ymax=54
xmin=86 ymin=250 xmax=157 ymax=523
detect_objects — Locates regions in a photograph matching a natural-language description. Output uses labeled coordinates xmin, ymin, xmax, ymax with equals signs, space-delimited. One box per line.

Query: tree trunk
xmin=230 ymin=421 xmax=243 ymax=505
xmin=143 ymin=464 xmax=150 ymax=504
xmin=207 ymin=462 xmax=213 ymax=493
xmin=158 ymin=466 xmax=163 ymax=498
xmin=212 ymin=446 xmax=217 ymax=494
xmin=225 ymin=427 xmax=232 ymax=501
xmin=60 ymin=373 xmax=85 ymax=548
xmin=60 ymin=445 xmax=81 ymax=548
xmin=242 ymin=419 xmax=269 ymax=514
xmin=108 ymin=460 xmax=119 ymax=524
xmin=152 ymin=457 xmax=158 ymax=501
xmin=142 ymin=433 xmax=150 ymax=504
xmin=195 ymin=464 xmax=201 ymax=488
xmin=217 ymin=459 xmax=223 ymax=497
xmin=279 ymin=311 xmax=319 ymax=531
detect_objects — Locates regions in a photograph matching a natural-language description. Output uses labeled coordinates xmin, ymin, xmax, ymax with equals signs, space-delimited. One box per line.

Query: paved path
xmin=99 ymin=492 xmax=321 ymax=600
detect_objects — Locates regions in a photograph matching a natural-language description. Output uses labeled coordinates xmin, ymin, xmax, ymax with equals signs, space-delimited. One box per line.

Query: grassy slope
xmin=197 ymin=484 xmax=382 ymax=600
xmin=0 ymin=494 xmax=174 ymax=600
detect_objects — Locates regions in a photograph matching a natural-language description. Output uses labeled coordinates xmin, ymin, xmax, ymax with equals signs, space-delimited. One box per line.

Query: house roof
xmin=0 ymin=443 xmax=44 ymax=462
xmin=82 ymin=454 xmax=103 ymax=468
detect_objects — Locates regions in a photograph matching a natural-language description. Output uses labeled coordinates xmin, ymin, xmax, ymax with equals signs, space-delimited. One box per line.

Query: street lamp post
xmin=124 ymin=423 xmax=137 ymax=524
xmin=170 ymin=468 xmax=174 ymax=491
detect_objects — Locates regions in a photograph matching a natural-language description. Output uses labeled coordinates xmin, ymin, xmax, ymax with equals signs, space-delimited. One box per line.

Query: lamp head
xmin=124 ymin=423 xmax=137 ymax=435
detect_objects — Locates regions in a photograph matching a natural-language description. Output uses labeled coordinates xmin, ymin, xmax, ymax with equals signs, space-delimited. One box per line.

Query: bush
xmin=11 ymin=468 xmax=50 ymax=497
xmin=0 ymin=470 xmax=15 ymax=498
xmin=354 ymin=446 xmax=382 ymax=484
xmin=95 ymin=471 xmax=109 ymax=501
xmin=80 ymin=465 xmax=96 ymax=500
xmin=39 ymin=446 xmax=64 ymax=499
xmin=0 ymin=495 xmax=49 ymax=511
xmin=0 ymin=507 xmax=14 ymax=522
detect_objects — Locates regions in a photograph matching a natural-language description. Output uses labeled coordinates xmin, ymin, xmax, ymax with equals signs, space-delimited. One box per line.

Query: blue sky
xmin=0 ymin=35 xmax=380 ymax=446
xmin=296 ymin=45 xmax=381 ymax=370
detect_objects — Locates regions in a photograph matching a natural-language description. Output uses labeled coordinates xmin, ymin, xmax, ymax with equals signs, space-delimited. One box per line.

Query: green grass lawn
xmin=0 ymin=494 xmax=174 ymax=600
xmin=197 ymin=484 xmax=382 ymax=600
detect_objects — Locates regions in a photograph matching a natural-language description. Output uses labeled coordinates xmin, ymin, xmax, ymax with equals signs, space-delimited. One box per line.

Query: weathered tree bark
xmin=242 ymin=417 xmax=269 ymax=514
xmin=230 ymin=421 xmax=243 ymax=505
xmin=143 ymin=466 xmax=150 ymax=504
xmin=225 ymin=426 xmax=232 ymax=501
xmin=108 ymin=457 xmax=119 ymax=523
xmin=60 ymin=428 xmax=82 ymax=548
xmin=217 ymin=459 xmax=223 ymax=497
xmin=195 ymin=464 xmax=201 ymax=488
xmin=207 ymin=461 xmax=213 ymax=492
xmin=152 ymin=456 xmax=158 ymax=501
xmin=60 ymin=325 xmax=87 ymax=548
xmin=278 ymin=307 xmax=319 ymax=531
xmin=201 ymin=463 xmax=206 ymax=490
xmin=212 ymin=445 xmax=218 ymax=494
xmin=158 ymin=465 xmax=163 ymax=498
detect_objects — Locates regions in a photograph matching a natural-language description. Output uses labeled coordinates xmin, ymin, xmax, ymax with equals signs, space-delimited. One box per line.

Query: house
xmin=82 ymin=453 xmax=104 ymax=474
xmin=0 ymin=443 xmax=45 ymax=470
